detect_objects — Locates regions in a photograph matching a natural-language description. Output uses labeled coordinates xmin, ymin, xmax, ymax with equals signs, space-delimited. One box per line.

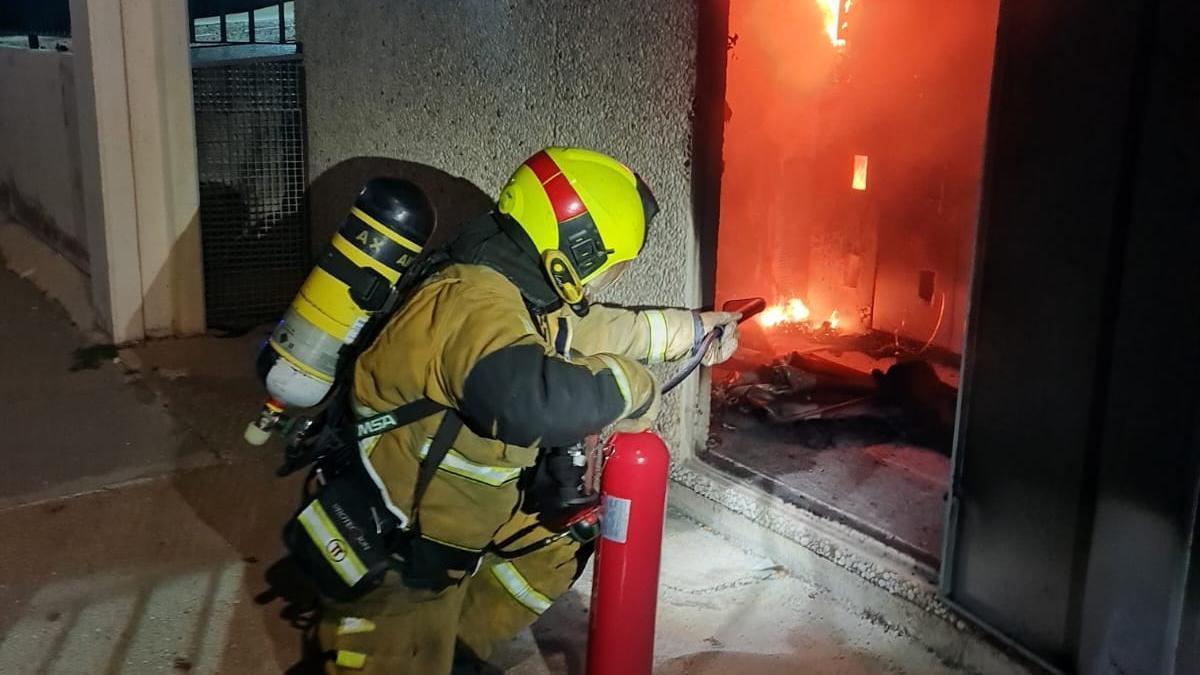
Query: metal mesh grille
xmin=193 ymin=57 xmax=307 ymax=330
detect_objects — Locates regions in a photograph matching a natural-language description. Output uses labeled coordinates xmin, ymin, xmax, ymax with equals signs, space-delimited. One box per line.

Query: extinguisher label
xmin=600 ymin=495 xmax=632 ymax=543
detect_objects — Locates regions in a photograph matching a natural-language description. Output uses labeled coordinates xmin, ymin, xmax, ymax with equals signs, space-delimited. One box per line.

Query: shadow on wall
xmin=111 ymin=208 xmax=205 ymax=341
xmin=307 ymin=157 xmax=494 ymax=254
xmin=0 ymin=179 xmax=89 ymax=274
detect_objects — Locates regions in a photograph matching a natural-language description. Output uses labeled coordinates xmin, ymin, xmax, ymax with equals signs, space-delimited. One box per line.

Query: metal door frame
xmin=940 ymin=0 xmax=1200 ymax=672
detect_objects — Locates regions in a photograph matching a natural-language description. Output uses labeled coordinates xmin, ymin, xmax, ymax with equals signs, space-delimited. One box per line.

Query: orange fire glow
xmin=759 ymin=300 xmax=850 ymax=332
xmin=816 ymin=0 xmax=848 ymax=48
xmin=759 ymin=298 xmax=812 ymax=328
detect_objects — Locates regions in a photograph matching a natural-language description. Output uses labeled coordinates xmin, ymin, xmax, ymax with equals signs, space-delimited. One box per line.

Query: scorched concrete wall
xmin=0 ymin=47 xmax=88 ymax=270
xmin=298 ymin=1 xmax=707 ymax=455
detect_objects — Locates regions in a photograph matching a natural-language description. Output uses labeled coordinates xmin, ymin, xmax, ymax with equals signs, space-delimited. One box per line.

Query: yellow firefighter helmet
xmin=498 ymin=147 xmax=658 ymax=304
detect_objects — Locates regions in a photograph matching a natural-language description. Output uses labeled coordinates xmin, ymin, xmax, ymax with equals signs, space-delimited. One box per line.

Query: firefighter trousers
xmin=318 ymin=510 xmax=590 ymax=674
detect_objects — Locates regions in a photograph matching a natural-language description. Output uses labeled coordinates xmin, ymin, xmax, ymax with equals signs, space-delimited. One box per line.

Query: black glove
xmin=523 ymin=443 xmax=597 ymax=517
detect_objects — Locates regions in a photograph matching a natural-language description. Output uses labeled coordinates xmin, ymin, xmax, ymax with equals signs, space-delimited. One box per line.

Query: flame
xmin=816 ymin=0 xmax=847 ymax=48
xmin=759 ymin=298 xmax=811 ymax=328
xmin=852 ymin=154 xmax=868 ymax=191
xmin=759 ymin=299 xmax=848 ymax=332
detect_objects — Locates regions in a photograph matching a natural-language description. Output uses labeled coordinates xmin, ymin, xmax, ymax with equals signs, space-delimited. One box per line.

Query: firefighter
xmin=318 ymin=147 xmax=741 ymax=674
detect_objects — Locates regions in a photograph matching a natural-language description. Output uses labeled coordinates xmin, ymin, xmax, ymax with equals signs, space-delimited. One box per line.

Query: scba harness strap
xmin=283 ymin=250 xmax=481 ymax=601
xmin=283 ymin=232 xmax=605 ymax=600
xmin=285 ymin=398 xmax=474 ymax=601
xmin=354 ymin=397 xmax=463 ymax=518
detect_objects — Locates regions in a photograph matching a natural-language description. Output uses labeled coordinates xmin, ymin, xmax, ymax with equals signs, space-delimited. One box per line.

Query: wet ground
xmin=0 ymin=264 xmax=1020 ymax=674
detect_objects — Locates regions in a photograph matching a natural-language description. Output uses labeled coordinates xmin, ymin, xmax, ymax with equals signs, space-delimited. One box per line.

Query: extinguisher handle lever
xmin=722 ymin=297 xmax=767 ymax=320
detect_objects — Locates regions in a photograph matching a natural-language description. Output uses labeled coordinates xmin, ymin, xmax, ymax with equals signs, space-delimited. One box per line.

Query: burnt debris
xmin=713 ymin=352 xmax=957 ymax=455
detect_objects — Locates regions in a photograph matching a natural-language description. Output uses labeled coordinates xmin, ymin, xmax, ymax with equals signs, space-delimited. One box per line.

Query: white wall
xmin=70 ymin=0 xmax=205 ymax=342
xmin=0 ymin=47 xmax=89 ymax=271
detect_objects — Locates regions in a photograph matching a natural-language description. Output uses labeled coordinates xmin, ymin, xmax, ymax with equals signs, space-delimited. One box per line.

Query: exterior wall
xmin=123 ymin=0 xmax=206 ymax=338
xmin=0 ymin=47 xmax=89 ymax=271
xmin=0 ymin=2 xmax=204 ymax=343
xmin=298 ymin=0 xmax=706 ymax=455
xmin=71 ymin=0 xmax=142 ymax=339
xmin=70 ymin=0 xmax=205 ymax=342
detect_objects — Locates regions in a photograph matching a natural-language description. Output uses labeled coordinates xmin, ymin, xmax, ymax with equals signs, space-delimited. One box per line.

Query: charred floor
xmin=704 ymin=329 xmax=959 ymax=567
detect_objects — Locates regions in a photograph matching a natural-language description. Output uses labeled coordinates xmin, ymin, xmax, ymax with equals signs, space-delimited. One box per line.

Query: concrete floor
xmin=0 ymin=264 xmax=221 ymax=510
xmin=0 ymin=265 xmax=1016 ymax=674
xmin=706 ymin=406 xmax=948 ymax=566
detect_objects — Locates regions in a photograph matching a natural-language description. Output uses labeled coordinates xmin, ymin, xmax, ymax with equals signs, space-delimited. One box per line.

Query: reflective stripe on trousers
xmin=489 ymin=561 xmax=553 ymax=614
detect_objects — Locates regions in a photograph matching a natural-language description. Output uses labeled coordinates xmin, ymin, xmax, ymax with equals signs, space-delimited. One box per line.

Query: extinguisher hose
xmin=660 ymin=328 xmax=722 ymax=394
xmin=660 ymin=298 xmax=765 ymax=394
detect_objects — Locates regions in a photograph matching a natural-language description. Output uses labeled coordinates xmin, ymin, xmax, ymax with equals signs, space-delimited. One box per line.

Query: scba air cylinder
xmin=244 ymin=178 xmax=434 ymax=445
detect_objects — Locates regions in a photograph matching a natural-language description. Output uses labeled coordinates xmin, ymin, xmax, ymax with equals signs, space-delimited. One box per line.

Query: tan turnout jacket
xmin=352 ymin=262 xmax=697 ymax=553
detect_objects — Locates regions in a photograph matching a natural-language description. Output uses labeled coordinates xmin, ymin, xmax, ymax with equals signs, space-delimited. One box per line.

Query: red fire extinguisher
xmin=586 ymin=430 xmax=671 ymax=675
xmin=586 ymin=298 xmax=765 ymax=675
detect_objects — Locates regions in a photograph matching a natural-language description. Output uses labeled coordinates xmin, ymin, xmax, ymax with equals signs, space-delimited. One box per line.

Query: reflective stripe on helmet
xmin=526 ymin=151 xmax=588 ymax=223
xmin=525 ymin=150 xmax=610 ymax=280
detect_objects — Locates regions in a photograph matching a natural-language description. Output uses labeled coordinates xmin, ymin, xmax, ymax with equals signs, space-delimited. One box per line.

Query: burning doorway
xmin=707 ymin=0 xmax=1000 ymax=567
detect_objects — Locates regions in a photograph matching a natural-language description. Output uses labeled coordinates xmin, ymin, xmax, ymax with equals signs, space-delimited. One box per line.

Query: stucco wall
xmin=0 ymin=47 xmax=88 ymax=270
xmin=298 ymin=1 xmax=707 ymax=455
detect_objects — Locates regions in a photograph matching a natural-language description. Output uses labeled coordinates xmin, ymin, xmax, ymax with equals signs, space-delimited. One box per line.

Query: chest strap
xmin=355 ymin=398 xmax=447 ymax=439
xmin=354 ymin=398 xmax=463 ymax=519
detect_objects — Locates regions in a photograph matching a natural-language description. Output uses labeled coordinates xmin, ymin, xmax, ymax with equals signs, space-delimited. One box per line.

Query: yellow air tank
xmin=244 ymin=178 xmax=434 ymax=445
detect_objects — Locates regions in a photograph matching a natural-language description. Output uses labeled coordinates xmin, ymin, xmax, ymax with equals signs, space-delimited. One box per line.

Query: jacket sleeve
xmin=436 ymin=285 xmax=657 ymax=448
xmin=572 ymin=304 xmax=699 ymax=364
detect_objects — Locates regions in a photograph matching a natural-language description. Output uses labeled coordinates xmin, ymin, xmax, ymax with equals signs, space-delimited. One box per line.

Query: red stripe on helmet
xmin=526 ymin=150 xmax=587 ymax=223
xmin=543 ymin=175 xmax=586 ymax=222
xmin=525 ymin=150 xmax=560 ymax=183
